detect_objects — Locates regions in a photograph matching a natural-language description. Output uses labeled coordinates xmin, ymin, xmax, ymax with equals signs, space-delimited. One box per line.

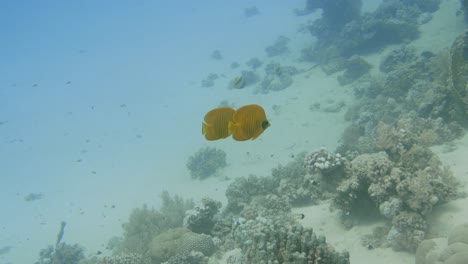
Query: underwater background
xmin=0 ymin=0 xmax=467 ymax=263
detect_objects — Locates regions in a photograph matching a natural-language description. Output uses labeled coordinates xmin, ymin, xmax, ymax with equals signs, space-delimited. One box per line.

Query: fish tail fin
xmin=228 ymin=121 xmax=237 ymax=134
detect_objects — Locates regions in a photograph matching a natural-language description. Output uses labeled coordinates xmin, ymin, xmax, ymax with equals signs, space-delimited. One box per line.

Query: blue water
xmin=0 ymin=1 xmax=316 ymax=263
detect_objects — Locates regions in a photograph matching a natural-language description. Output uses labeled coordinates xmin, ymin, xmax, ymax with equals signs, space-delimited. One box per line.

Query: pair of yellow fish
xmin=202 ymin=104 xmax=270 ymax=141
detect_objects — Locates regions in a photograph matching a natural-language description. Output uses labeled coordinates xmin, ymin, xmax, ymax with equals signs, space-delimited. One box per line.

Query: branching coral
xmin=118 ymin=192 xmax=193 ymax=255
xmin=186 ymin=147 xmax=227 ymax=179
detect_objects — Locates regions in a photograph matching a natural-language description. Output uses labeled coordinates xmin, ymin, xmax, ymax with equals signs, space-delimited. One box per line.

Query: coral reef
xmin=224 ymin=153 xmax=333 ymax=211
xmin=186 ymin=147 xmax=227 ymax=179
xmin=240 ymin=194 xmax=291 ymax=220
xmin=416 ymin=223 xmax=468 ymax=264
xmin=462 ymin=0 xmax=468 ymax=23
xmin=299 ymin=0 xmax=437 ymax=73
xmin=332 ymin=144 xmax=459 ymax=251
xmin=265 ymin=36 xmax=290 ymax=57
xmin=99 ymin=253 xmax=151 ymax=264
xmin=343 ymin=38 xmax=467 ymax=152
xmin=225 ymin=174 xmax=277 ymax=213
xmin=274 ymin=153 xmax=327 ymax=205
xmin=246 ymin=57 xmax=263 ymax=70
xmin=387 ymin=211 xmax=427 ymax=251
xmin=254 ymin=63 xmax=299 ymax=94
xmin=118 ymin=192 xmax=193 ymax=255
xmin=233 ymin=215 xmax=350 ymax=263
xmin=211 ymin=50 xmax=222 ymax=60
xmin=450 ymin=30 xmax=468 ymax=117
xmin=295 ymin=0 xmax=362 ymax=34
xmin=201 ymin=73 xmax=219 ymax=88
xmin=35 ymin=222 xmax=85 ymax=264
xmin=183 ymin=197 xmax=222 ymax=234
xmin=229 ymin=70 xmax=259 ymax=89
xmin=257 ymin=70 xmax=292 ymax=92
xmin=337 ymin=56 xmax=372 ymax=86
xmin=360 ymin=226 xmax=391 ymax=250
xmin=379 ymin=46 xmax=417 ymax=73
xmin=230 ymin=61 xmax=240 ymax=69
xmin=162 ymin=251 xmax=208 ymax=264
xmin=244 ymin=6 xmax=260 ymax=18
xmin=147 ymin=228 xmax=215 ymax=263
xmin=304 ymin=148 xmax=345 ymax=178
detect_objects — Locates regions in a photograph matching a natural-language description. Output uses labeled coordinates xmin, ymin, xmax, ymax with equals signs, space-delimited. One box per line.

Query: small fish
xmin=228 ymin=104 xmax=270 ymax=141
xmin=292 ymin=213 xmax=305 ymax=219
xmin=202 ymin=107 xmax=235 ymax=140
xmin=229 ymin=76 xmax=245 ymax=89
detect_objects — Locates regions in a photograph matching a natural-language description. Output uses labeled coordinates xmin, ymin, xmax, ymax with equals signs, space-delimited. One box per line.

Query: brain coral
xmin=148 ymin=228 xmax=215 ymax=263
xmin=176 ymin=232 xmax=216 ymax=257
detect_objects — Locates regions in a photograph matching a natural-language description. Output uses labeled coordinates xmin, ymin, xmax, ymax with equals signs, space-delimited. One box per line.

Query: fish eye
xmin=262 ymin=120 xmax=270 ymax=129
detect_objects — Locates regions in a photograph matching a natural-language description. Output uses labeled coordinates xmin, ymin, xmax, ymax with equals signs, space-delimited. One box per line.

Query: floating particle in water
xmin=32 ymin=83 xmax=38 ymax=87
xmin=8 ymin=138 xmax=24 ymax=143
xmin=66 ymin=81 xmax=71 ymax=84
xmin=120 ymin=103 xmax=126 ymax=108
xmin=24 ymin=193 xmax=43 ymax=202
xmin=0 ymin=246 xmax=12 ymax=255
xmin=25 ymin=194 xmax=43 ymax=202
